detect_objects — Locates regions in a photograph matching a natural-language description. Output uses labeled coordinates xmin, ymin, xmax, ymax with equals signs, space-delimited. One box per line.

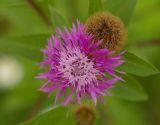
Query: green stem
xmin=27 ymin=0 xmax=52 ymax=27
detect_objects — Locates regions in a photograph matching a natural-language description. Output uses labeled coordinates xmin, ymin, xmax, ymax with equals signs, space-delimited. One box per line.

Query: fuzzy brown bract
xmin=74 ymin=105 xmax=96 ymax=125
xmin=85 ymin=12 xmax=126 ymax=52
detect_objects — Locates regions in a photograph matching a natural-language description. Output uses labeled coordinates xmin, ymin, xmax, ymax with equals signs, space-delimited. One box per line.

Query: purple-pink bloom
xmin=37 ymin=21 xmax=125 ymax=105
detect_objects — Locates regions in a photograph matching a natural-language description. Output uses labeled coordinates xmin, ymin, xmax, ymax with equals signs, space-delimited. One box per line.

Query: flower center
xmin=59 ymin=47 xmax=99 ymax=90
xmin=70 ymin=59 xmax=86 ymax=77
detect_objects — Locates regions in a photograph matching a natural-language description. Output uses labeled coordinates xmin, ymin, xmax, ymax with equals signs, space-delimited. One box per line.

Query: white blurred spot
xmin=0 ymin=56 xmax=23 ymax=88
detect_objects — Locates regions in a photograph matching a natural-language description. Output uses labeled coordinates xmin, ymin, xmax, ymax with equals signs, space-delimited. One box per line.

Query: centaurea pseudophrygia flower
xmin=37 ymin=21 xmax=125 ymax=105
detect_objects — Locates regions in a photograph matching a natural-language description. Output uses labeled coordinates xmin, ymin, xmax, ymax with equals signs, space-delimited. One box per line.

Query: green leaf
xmin=0 ymin=0 xmax=25 ymax=7
xmin=100 ymin=97 xmax=147 ymax=125
xmin=20 ymin=106 xmax=75 ymax=125
xmin=0 ymin=34 xmax=50 ymax=62
xmin=119 ymin=52 xmax=159 ymax=76
xmin=103 ymin=0 xmax=137 ymax=25
xmin=112 ymin=74 xmax=148 ymax=101
xmin=0 ymin=3 xmax=50 ymax=35
xmin=88 ymin=0 xmax=103 ymax=15
xmin=48 ymin=5 xmax=68 ymax=28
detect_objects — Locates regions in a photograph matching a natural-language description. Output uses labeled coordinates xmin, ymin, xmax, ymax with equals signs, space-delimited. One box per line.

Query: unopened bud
xmin=85 ymin=12 xmax=126 ymax=52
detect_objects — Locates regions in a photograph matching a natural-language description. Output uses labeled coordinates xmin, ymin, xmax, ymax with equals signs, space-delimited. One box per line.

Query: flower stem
xmin=27 ymin=0 xmax=52 ymax=27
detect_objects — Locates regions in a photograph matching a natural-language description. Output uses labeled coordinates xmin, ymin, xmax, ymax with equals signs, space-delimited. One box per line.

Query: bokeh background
xmin=0 ymin=0 xmax=160 ymax=125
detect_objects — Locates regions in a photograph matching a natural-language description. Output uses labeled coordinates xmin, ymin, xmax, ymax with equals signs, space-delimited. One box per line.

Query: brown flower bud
xmin=74 ymin=105 xmax=96 ymax=125
xmin=85 ymin=12 xmax=126 ymax=52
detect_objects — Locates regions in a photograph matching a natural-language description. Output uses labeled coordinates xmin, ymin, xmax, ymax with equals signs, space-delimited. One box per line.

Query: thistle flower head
xmin=37 ymin=21 xmax=125 ymax=105
xmin=85 ymin=12 xmax=126 ymax=52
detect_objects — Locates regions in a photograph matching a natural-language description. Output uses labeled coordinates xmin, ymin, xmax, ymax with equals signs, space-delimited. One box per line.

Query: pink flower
xmin=37 ymin=21 xmax=125 ymax=105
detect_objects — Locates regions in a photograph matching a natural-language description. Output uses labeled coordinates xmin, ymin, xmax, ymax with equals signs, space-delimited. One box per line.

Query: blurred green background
xmin=0 ymin=0 xmax=160 ymax=125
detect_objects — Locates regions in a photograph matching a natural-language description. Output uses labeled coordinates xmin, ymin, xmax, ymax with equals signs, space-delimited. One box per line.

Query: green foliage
xmin=112 ymin=74 xmax=148 ymax=101
xmin=88 ymin=0 xmax=103 ymax=15
xmin=0 ymin=3 xmax=50 ymax=36
xmin=98 ymin=97 xmax=148 ymax=125
xmin=103 ymin=0 xmax=137 ymax=25
xmin=0 ymin=0 xmax=25 ymax=7
xmin=128 ymin=0 xmax=160 ymax=44
xmin=0 ymin=34 xmax=50 ymax=62
xmin=119 ymin=52 xmax=159 ymax=76
xmin=0 ymin=0 xmax=160 ymax=125
xmin=20 ymin=106 xmax=75 ymax=125
xmin=48 ymin=6 xmax=68 ymax=28
xmin=0 ymin=57 xmax=41 ymax=125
